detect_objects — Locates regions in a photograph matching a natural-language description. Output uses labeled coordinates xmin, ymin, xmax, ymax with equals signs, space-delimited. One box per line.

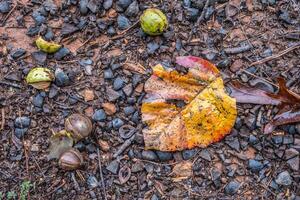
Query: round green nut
xmin=35 ymin=37 xmax=61 ymax=53
xmin=26 ymin=67 xmax=54 ymax=89
xmin=140 ymin=8 xmax=168 ymax=36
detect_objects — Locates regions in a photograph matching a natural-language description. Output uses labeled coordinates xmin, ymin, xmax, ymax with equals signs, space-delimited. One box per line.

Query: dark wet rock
xmin=87 ymin=0 xmax=99 ymax=13
xmin=249 ymin=135 xmax=258 ymax=144
xmin=61 ymin=23 xmax=79 ymax=36
xmin=96 ymin=18 xmax=107 ymax=31
xmin=131 ymin=111 xmax=139 ymax=123
xmin=117 ymin=15 xmax=131 ymax=30
xmin=27 ymin=25 xmax=40 ymax=36
xmin=107 ymin=26 xmax=116 ymax=36
xmin=32 ymin=11 xmax=46 ymax=25
xmin=106 ymin=160 xmax=119 ymax=174
xmin=287 ymin=155 xmax=299 ymax=171
xmin=0 ymin=1 xmax=10 ymax=13
xmin=272 ymin=135 xmax=283 ymax=144
xmin=33 ymin=93 xmax=44 ymax=108
xmin=103 ymin=0 xmax=113 ymax=10
xmin=226 ymin=138 xmax=240 ymax=152
xmin=211 ymin=168 xmax=222 ymax=188
xmin=182 ymin=149 xmax=197 ymax=160
xmin=106 ymin=87 xmax=121 ymax=101
xmin=142 ymin=150 xmax=158 ymax=161
xmin=184 ymin=7 xmax=199 ymax=21
xmin=86 ymin=144 xmax=96 ymax=153
xmin=49 ymin=86 xmax=58 ymax=99
xmin=14 ymin=128 xmax=28 ymax=139
xmin=112 ymin=118 xmax=124 ymax=129
xmin=275 ymin=171 xmax=292 ymax=186
xmin=55 ymin=68 xmax=70 ymax=87
xmin=54 ymin=47 xmax=70 ymax=60
xmin=79 ymin=0 xmax=89 ymax=14
xmin=92 ymin=109 xmax=106 ymax=122
xmin=123 ymin=106 xmax=135 ymax=116
xmin=113 ymin=77 xmax=125 ymax=90
xmin=125 ymin=1 xmax=139 ymax=17
xmin=87 ymin=175 xmax=99 ymax=189
xmin=11 ymin=48 xmax=26 ymax=59
xmin=225 ymin=181 xmax=241 ymax=195
xmin=116 ymin=0 xmax=132 ymax=10
xmin=248 ymin=159 xmax=263 ymax=172
xmin=283 ymin=135 xmax=293 ymax=144
xmin=156 ymin=151 xmax=173 ymax=161
xmin=123 ymin=84 xmax=133 ymax=97
xmin=15 ymin=117 xmax=31 ymax=128
xmin=32 ymin=51 xmax=47 ymax=64
xmin=44 ymin=28 xmax=54 ymax=40
xmin=147 ymin=42 xmax=160 ymax=54
xmin=104 ymin=69 xmax=114 ymax=79
xmin=199 ymin=149 xmax=211 ymax=161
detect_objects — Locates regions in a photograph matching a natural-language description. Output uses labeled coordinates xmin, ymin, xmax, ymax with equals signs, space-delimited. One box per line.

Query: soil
xmin=0 ymin=0 xmax=300 ymax=200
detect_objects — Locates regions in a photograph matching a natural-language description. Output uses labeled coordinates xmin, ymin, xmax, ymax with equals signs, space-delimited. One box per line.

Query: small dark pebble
xmin=87 ymin=0 xmax=98 ymax=13
xmin=15 ymin=117 xmax=31 ymax=128
xmin=199 ymin=149 xmax=211 ymax=161
xmin=125 ymin=1 xmax=139 ymax=17
xmin=0 ymin=1 xmax=10 ymax=13
xmin=225 ymin=138 xmax=240 ymax=152
xmin=249 ymin=135 xmax=258 ymax=144
xmin=33 ymin=93 xmax=44 ymax=107
xmin=44 ymin=28 xmax=54 ymax=40
xmin=275 ymin=171 xmax=292 ymax=186
xmin=103 ymin=0 xmax=113 ymax=10
xmin=32 ymin=51 xmax=47 ymax=64
xmin=123 ymin=106 xmax=135 ymax=116
xmin=117 ymin=15 xmax=131 ymax=30
xmin=111 ymin=63 xmax=121 ymax=70
xmin=131 ymin=111 xmax=139 ymax=123
xmin=272 ymin=135 xmax=283 ymax=144
xmin=283 ymin=135 xmax=293 ymax=144
xmin=61 ymin=23 xmax=79 ymax=36
xmin=182 ymin=149 xmax=197 ymax=160
xmin=87 ymin=175 xmax=99 ymax=189
xmin=92 ymin=109 xmax=106 ymax=122
xmin=142 ymin=150 xmax=158 ymax=161
xmin=79 ymin=0 xmax=88 ymax=15
xmin=106 ymin=160 xmax=119 ymax=174
xmin=217 ymin=58 xmax=231 ymax=68
xmin=27 ymin=25 xmax=40 ymax=36
xmin=107 ymin=26 xmax=116 ymax=36
xmin=97 ymin=18 xmax=107 ymax=32
xmin=11 ymin=48 xmax=26 ymax=59
xmin=112 ymin=118 xmax=124 ymax=129
xmin=32 ymin=11 xmax=46 ymax=25
xmin=55 ymin=68 xmax=70 ymax=87
xmin=104 ymin=69 xmax=114 ymax=79
xmin=113 ymin=77 xmax=125 ymax=90
xmin=225 ymin=181 xmax=241 ymax=195
xmin=211 ymin=168 xmax=222 ymax=188
xmin=147 ymin=42 xmax=160 ymax=54
xmin=54 ymin=47 xmax=70 ymax=60
xmin=248 ymin=159 xmax=264 ymax=172
xmin=116 ymin=0 xmax=132 ymax=10
xmin=106 ymin=87 xmax=121 ymax=101
xmin=74 ymin=141 xmax=85 ymax=151
xmin=86 ymin=144 xmax=97 ymax=153
xmin=156 ymin=151 xmax=173 ymax=161
xmin=49 ymin=86 xmax=58 ymax=99
xmin=184 ymin=7 xmax=199 ymax=21
xmin=151 ymin=194 xmax=160 ymax=200
xmin=183 ymin=0 xmax=191 ymax=7
xmin=14 ymin=128 xmax=28 ymax=139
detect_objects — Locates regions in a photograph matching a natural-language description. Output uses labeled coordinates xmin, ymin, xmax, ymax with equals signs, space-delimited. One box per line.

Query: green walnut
xmin=140 ymin=8 xmax=168 ymax=36
xmin=35 ymin=37 xmax=61 ymax=53
xmin=26 ymin=67 xmax=54 ymax=89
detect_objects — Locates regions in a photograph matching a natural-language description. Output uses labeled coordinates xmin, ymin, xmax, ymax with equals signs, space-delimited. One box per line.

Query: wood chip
xmin=83 ymin=89 xmax=95 ymax=102
xmin=123 ymin=62 xmax=147 ymax=74
xmin=102 ymin=103 xmax=117 ymax=115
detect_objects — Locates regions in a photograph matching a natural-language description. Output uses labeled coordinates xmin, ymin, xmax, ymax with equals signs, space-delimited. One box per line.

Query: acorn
xmin=140 ymin=8 xmax=168 ymax=36
xmin=58 ymin=148 xmax=83 ymax=170
xmin=35 ymin=37 xmax=61 ymax=53
xmin=65 ymin=114 xmax=93 ymax=142
xmin=26 ymin=67 xmax=54 ymax=89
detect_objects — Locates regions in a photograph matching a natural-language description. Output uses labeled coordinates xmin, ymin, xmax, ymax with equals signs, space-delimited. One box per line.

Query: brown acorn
xmin=58 ymin=148 xmax=83 ymax=170
xmin=65 ymin=113 xmax=93 ymax=142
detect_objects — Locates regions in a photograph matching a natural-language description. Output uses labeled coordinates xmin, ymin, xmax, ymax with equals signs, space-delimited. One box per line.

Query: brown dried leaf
xmin=118 ymin=165 xmax=131 ymax=184
xmin=123 ymin=62 xmax=147 ymax=74
xmin=171 ymin=161 xmax=193 ymax=182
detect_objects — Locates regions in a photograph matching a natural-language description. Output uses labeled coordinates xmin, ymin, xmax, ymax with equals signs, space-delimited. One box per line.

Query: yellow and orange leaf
xmin=141 ymin=56 xmax=237 ymax=151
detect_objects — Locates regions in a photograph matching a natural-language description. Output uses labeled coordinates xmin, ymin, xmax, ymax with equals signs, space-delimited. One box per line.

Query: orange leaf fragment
xmin=141 ymin=56 xmax=237 ymax=151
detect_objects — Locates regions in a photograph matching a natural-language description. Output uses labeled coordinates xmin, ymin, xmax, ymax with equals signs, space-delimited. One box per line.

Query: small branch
xmin=111 ymin=21 xmax=139 ymax=40
xmin=0 ymin=80 xmax=22 ymax=89
xmin=224 ymin=44 xmax=252 ymax=54
xmin=97 ymin=148 xmax=108 ymax=200
xmin=250 ymin=43 xmax=300 ymax=66
xmin=113 ymin=135 xmax=135 ymax=158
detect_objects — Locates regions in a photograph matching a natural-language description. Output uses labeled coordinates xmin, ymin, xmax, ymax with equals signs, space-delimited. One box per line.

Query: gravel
xmin=275 ymin=171 xmax=292 ymax=186
xmin=225 ymin=181 xmax=241 ymax=195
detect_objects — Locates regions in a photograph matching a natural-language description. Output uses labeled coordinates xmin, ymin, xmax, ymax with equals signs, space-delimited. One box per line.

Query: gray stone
xmin=275 ymin=171 xmax=292 ymax=186
xmin=225 ymin=181 xmax=241 ymax=195
xmin=142 ymin=150 xmax=158 ymax=161
xmin=248 ymin=159 xmax=263 ymax=172
xmin=106 ymin=160 xmax=119 ymax=174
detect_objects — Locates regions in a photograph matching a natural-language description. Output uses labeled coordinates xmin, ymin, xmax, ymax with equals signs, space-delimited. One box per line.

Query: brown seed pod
xmin=65 ymin=114 xmax=93 ymax=141
xmin=58 ymin=148 xmax=83 ymax=170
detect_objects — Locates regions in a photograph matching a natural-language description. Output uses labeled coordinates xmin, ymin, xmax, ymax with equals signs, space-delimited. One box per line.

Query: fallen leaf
xmin=48 ymin=130 xmax=74 ymax=160
xmin=171 ymin=161 xmax=193 ymax=182
xmin=123 ymin=62 xmax=147 ymax=74
xmin=142 ymin=56 xmax=237 ymax=151
xmin=118 ymin=165 xmax=131 ymax=184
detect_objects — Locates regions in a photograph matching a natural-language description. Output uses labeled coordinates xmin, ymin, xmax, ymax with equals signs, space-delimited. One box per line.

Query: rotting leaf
xmin=47 ymin=130 xmax=74 ymax=160
xmin=118 ymin=165 xmax=131 ymax=184
xmin=141 ymin=56 xmax=237 ymax=151
xmin=171 ymin=161 xmax=193 ymax=182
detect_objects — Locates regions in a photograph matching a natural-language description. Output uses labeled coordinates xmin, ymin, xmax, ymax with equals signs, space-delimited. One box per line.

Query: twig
xmin=113 ymin=135 xmax=135 ymax=158
xmin=224 ymin=44 xmax=252 ymax=54
xmin=1 ymin=3 xmax=18 ymax=26
xmin=111 ymin=21 xmax=139 ymax=40
xmin=188 ymin=0 xmax=210 ymax=41
xmin=1 ymin=108 xmax=5 ymax=130
xmin=241 ymin=69 xmax=278 ymax=88
xmin=250 ymin=43 xmax=300 ymax=66
xmin=97 ymin=148 xmax=108 ymax=200
xmin=43 ymin=180 xmax=66 ymax=197
xmin=0 ymin=80 xmax=22 ymax=89
xmin=75 ymin=34 xmax=94 ymax=52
